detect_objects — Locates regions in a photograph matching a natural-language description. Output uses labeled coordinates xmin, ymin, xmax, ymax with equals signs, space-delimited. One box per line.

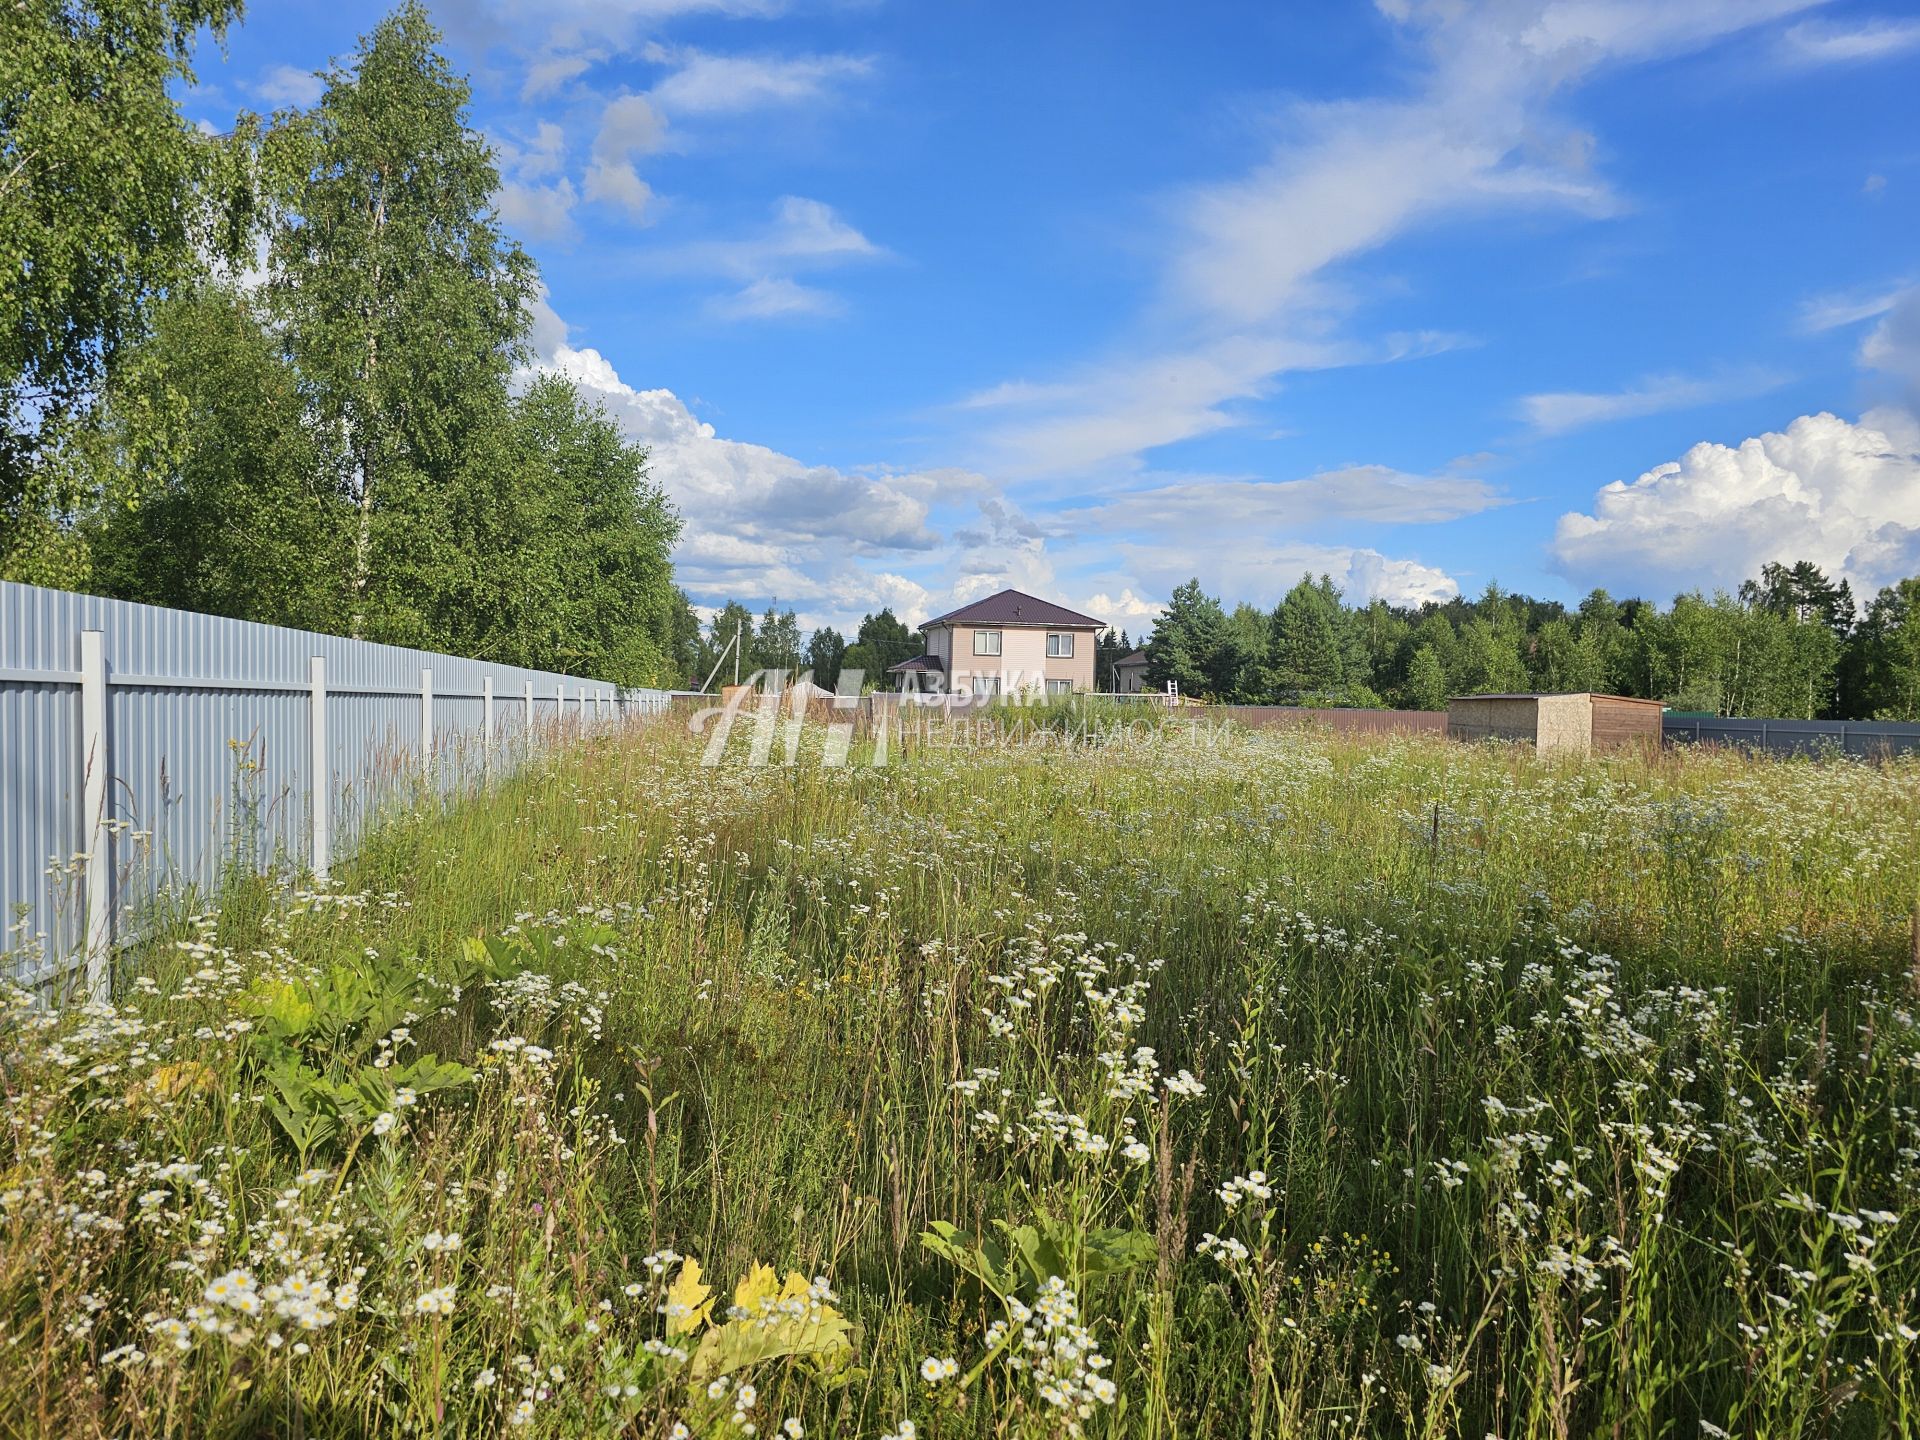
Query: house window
xmin=973 ymin=630 xmax=1002 ymax=657
xmin=1046 ymin=632 xmax=1074 ymax=658
xmin=1046 ymin=679 xmax=1071 ymax=697
xmin=972 ymin=675 xmax=1000 ymax=698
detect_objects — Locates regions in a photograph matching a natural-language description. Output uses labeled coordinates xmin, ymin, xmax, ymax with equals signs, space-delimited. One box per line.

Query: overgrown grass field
xmin=5 ymin=715 xmax=1920 ymax=1438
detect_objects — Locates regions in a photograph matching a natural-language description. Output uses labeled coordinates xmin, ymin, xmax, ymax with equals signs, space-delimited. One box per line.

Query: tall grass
xmin=4 ymin=717 xmax=1919 ymax=1438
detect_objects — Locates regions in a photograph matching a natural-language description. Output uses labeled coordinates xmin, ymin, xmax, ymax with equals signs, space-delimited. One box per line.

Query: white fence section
xmin=1 ymin=581 xmax=670 ymax=998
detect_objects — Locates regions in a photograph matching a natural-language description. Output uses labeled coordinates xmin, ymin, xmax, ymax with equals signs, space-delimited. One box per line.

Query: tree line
xmin=1137 ymin=561 xmax=1920 ymax=721
xmin=3 ymin=2 xmax=688 ymax=687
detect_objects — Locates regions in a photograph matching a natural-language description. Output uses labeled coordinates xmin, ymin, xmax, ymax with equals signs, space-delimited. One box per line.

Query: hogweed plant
xmin=2 ymin=716 xmax=1919 ymax=1436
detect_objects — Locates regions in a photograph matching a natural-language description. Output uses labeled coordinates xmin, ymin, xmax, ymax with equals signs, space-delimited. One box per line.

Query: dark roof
xmin=1113 ymin=649 xmax=1149 ymax=667
xmin=924 ymin=588 xmax=1104 ymax=630
xmin=887 ymin=654 xmax=945 ymax=673
xmin=1449 ymin=691 xmax=1664 ymax=705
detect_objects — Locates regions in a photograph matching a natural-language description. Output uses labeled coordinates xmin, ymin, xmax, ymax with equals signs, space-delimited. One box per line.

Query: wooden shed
xmin=1446 ymin=692 xmax=1664 ymax=756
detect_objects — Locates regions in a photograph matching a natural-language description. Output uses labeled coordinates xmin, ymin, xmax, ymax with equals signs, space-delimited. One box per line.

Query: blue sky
xmin=186 ymin=0 xmax=1920 ymax=634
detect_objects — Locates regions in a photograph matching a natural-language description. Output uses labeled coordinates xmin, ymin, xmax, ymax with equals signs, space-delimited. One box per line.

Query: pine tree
xmin=1145 ymin=579 xmax=1231 ymax=699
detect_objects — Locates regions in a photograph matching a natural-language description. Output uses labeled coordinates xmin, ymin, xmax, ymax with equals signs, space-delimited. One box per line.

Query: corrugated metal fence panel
xmin=1 ymin=581 xmax=669 ymax=990
xmin=1663 ymin=715 xmax=1920 ymax=757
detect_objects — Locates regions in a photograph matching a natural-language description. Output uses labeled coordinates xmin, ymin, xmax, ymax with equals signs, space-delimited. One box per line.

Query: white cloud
xmin=1119 ymin=541 xmax=1461 ymax=609
xmin=1798 ymin=280 xmax=1909 ymax=332
xmin=1781 ymin=16 xmax=1920 ymax=64
xmin=521 ymin=50 xmax=602 ymax=100
xmin=645 ymin=47 xmax=873 ymax=115
xmin=1518 ymin=370 xmax=1783 ymax=436
xmin=583 ymin=94 xmax=664 ymax=218
xmin=497 ymin=178 xmax=579 ymax=244
xmin=552 ymin=341 xmax=937 ymax=551
xmin=493 ymin=123 xmax=579 ymax=244
xmin=665 ymin=196 xmax=881 ymax=320
xmin=1551 ymin=408 xmax=1920 ymax=596
xmin=966 ymin=334 xmax=1355 ymax=476
xmin=1060 ymin=466 xmax=1506 ymax=534
xmin=252 ymin=63 xmax=325 ymax=107
xmin=708 ymin=277 xmax=843 ymax=320
xmin=524 ymin=327 xmax=961 ymax=628
xmin=1083 ymin=590 xmax=1163 ymax=627
xmin=1861 ymin=286 xmax=1920 ymax=404
xmin=964 ymin=0 xmax=1818 ymax=475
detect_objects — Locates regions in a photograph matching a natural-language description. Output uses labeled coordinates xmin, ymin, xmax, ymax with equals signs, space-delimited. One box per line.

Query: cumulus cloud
xmin=1861 ymin=287 xmax=1920 ymax=404
xmin=1518 ymin=370 xmax=1783 ymax=436
xmin=498 ymin=178 xmax=579 ymax=243
xmin=493 ymin=122 xmax=579 ymax=244
xmin=252 ymin=63 xmax=325 ymax=107
xmin=551 ymin=341 xmax=938 ymax=553
xmin=1551 ymin=409 xmax=1920 ymax=597
xmin=522 ymin=327 xmax=966 ymax=628
xmin=1116 ymin=541 xmax=1461 ymax=609
xmin=583 ymin=94 xmax=664 ymax=217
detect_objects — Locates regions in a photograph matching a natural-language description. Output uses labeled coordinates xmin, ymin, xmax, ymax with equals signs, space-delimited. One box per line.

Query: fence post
xmin=558 ymin=682 xmax=567 ymax=734
xmin=523 ymin=680 xmax=534 ymax=749
xmin=421 ymin=668 xmax=434 ymax=766
xmin=79 ymin=630 xmax=110 ymax=1002
xmin=482 ymin=676 xmax=494 ymax=774
xmin=310 ymin=656 xmax=329 ymax=884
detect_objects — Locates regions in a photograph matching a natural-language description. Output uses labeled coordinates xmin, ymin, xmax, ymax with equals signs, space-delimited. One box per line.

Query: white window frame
xmin=973 ymin=629 xmax=1002 ymax=657
xmin=972 ymin=674 xmax=1000 ymax=698
xmin=1046 ymin=678 xmax=1071 ymax=697
xmin=1046 ymin=632 xmax=1074 ymax=658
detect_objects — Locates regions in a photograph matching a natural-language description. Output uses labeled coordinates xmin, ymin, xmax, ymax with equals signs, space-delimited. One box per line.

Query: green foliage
xmin=1 ymin=0 xmax=252 ymax=579
xmin=83 ymin=285 xmax=341 ymax=628
xmin=6 ymin=723 xmax=1920 ymax=1437
xmin=749 ymin=606 xmax=803 ymax=678
xmin=922 ymin=1215 xmax=1153 ymax=1305
xmin=243 ymin=958 xmax=473 ymax=1163
xmin=1848 ymin=578 xmax=1920 ymax=720
xmin=1146 ymin=577 xmax=1234 ymax=698
xmin=259 ymin=1 xmax=534 ymax=644
xmin=838 ymin=606 xmax=922 ymax=690
xmin=1268 ymin=575 xmax=1348 ymax=699
xmin=9 ymin=2 xmax=685 ymax=685
xmin=805 ymin=625 xmax=847 ymax=690
xmin=1111 ymin=559 xmax=1911 ymax=720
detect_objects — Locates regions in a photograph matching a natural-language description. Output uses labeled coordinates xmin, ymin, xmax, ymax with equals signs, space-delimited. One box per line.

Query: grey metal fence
xmin=1662 ymin=714 xmax=1920 ymax=757
xmin=1 ymin=581 xmax=669 ymax=998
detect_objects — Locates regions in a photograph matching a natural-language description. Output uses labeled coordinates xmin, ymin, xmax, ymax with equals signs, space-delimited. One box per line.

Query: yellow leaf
xmin=665 ymin=1259 xmax=713 ymax=1338
xmin=732 ymin=1261 xmax=780 ymax=1317
xmin=125 ymin=1060 xmax=218 ymax=1114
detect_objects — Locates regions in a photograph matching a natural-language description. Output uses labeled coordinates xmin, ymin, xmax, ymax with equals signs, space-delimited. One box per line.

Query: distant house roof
xmin=887 ymin=654 xmax=945 ymax=673
xmin=1113 ymin=649 xmax=1149 ymax=668
xmin=924 ymin=588 xmax=1104 ymax=629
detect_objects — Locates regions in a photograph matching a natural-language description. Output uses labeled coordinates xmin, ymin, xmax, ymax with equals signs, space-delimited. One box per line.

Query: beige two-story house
xmin=889 ymin=589 xmax=1102 ymax=699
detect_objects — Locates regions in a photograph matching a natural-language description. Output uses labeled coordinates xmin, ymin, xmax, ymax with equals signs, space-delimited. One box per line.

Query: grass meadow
xmin=5 ymin=711 xmax=1920 ymax=1438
